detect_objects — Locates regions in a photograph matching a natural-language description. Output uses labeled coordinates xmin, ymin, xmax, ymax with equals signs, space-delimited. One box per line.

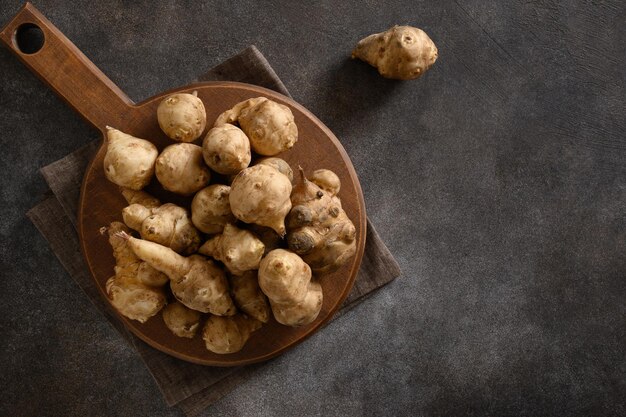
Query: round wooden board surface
xmin=78 ymin=81 xmax=366 ymax=366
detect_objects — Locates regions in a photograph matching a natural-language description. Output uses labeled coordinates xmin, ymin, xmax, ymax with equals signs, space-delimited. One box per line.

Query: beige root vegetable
xmin=120 ymin=188 xmax=161 ymax=208
xmin=286 ymin=169 xmax=356 ymax=274
xmin=256 ymin=157 xmax=294 ymax=183
xmin=119 ymin=233 xmax=236 ymax=315
xmin=202 ymin=124 xmax=251 ymax=175
xmin=309 ymin=169 xmax=341 ymax=197
xmin=202 ymin=314 xmax=262 ymax=354
xmin=157 ymin=91 xmax=206 ymax=142
xmin=352 ymin=25 xmax=438 ymax=80
xmin=271 ymin=281 xmax=323 ymax=327
xmin=103 ymin=127 xmax=158 ymax=190
xmin=191 ymin=185 xmax=236 ymax=234
xmin=258 ymin=249 xmax=311 ymax=305
xmin=162 ymin=301 xmax=202 ymax=338
xmin=229 ymin=165 xmax=292 ymax=236
xmin=230 ymin=271 xmax=270 ymax=323
xmin=198 ymin=224 xmax=265 ymax=275
xmin=247 ymin=224 xmax=283 ymax=256
xmin=215 ymin=97 xmax=298 ymax=156
xmin=258 ymin=249 xmax=323 ymax=326
xmin=104 ymin=222 xmax=166 ymax=323
xmin=122 ymin=202 xmax=200 ymax=255
xmin=155 ymin=143 xmax=210 ymax=195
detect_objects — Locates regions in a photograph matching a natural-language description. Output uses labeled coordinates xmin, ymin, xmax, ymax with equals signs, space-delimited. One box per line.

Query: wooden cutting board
xmin=0 ymin=2 xmax=366 ymax=366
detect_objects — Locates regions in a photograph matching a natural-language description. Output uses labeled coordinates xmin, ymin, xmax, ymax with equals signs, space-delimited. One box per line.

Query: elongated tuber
xmin=162 ymin=301 xmax=202 ymax=338
xmin=256 ymin=157 xmax=294 ymax=183
xmin=157 ymin=91 xmax=206 ymax=142
xmin=155 ymin=143 xmax=210 ymax=195
xmin=191 ymin=185 xmax=236 ymax=234
xmin=122 ymin=202 xmax=200 ymax=255
xmin=229 ymin=165 xmax=292 ymax=236
xmin=202 ymin=314 xmax=262 ymax=354
xmin=103 ymin=127 xmax=158 ymax=190
xmin=215 ymin=97 xmax=298 ymax=156
xmin=120 ymin=233 xmax=236 ymax=315
xmin=105 ymin=222 xmax=166 ymax=323
xmin=230 ymin=271 xmax=270 ymax=323
xmin=287 ymin=168 xmax=356 ymax=274
xmin=352 ymin=25 xmax=438 ymax=80
xmin=198 ymin=223 xmax=265 ymax=275
xmin=202 ymin=124 xmax=251 ymax=175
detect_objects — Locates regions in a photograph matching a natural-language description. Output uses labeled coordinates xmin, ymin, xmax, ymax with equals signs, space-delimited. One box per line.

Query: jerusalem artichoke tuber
xmin=162 ymin=301 xmax=202 ymax=338
xmin=256 ymin=157 xmax=294 ymax=184
xmin=215 ymin=97 xmax=298 ymax=156
xmin=202 ymin=314 xmax=262 ymax=354
xmin=157 ymin=91 xmax=206 ymax=142
xmin=103 ymin=127 xmax=158 ymax=190
xmin=230 ymin=271 xmax=270 ymax=323
xmin=229 ymin=164 xmax=292 ymax=236
xmin=202 ymin=124 xmax=251 ymax=175
xmin=198 ymin=223 xmax=265 ymax=275
xmin=286 ymin=168 xmax=356 ymax=274
xmin=155 ymin=143 xmax=210 ymax=195
xmin=190 ymin=185 xmax=236 ymax=234
xmin=352 ymin=25 xmax=438 ymax=80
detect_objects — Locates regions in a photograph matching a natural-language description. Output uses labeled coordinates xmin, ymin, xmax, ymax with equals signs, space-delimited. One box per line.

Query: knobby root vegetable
xmin=258 ymin=249 xmax=311 ymax=305
xmin=215 ymin=97 xmax=298 ymax=156
xmin=286 ymin=168 xmax=356 ymax=274
xmin=119 ymin=233 xmax=236 ymax=315
xmin=256 ymin=157 xmax=294 ymax=183
xmin=271 ymin=281 xmax=323 ymax=327
xmin=202 ymin=314 xmax=262 ymax=354
xmin=229 ymin=165 xmax=292 ymax=236
xmin=230 ymin=271 xmax=270 ymax=323
xmin=103 ymin=127 xmax=158 ymax=190
xmin=162 ymin=301 xmax=202 ymax=338
xmin=155 ymin=143 xmax=210 ymax=195
xmin=157 ymin=91 xmax=207 ymax=142
xmin=104 ymin=222 xmax=166 ymax=323
xmin=120 ymin=188 xmax=161 ymax=208
xmin=202 ymin=124 xmax=251 ymax=175
xmin=247 ymin=224 xmax=283 ymax=256
xmin=258 ymin=249 xmax=323 ymax=326
xmin=191 ymin=185 xmax=236 ymax=234
xmin=309 ymin=169 xmax=340 ymax=197
xmin=198 ymin=223 xmax=265 ymax=275
xmin=122 ymin=202 xmax=200 ymax=255
xmin=352 ymin=25 xmax=438 ymax=80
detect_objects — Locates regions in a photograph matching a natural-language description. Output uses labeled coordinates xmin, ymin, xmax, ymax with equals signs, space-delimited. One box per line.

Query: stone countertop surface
xmin=1 ymin=1 xmax=624 ymax=416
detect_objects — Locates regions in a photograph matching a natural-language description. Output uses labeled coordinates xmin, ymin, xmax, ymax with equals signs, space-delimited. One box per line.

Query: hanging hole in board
xmin=14 ymin=23 xmax=45 ymax=54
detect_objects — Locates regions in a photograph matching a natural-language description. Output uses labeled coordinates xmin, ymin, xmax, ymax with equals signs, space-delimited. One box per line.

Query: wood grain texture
xmin=1 ymin=3 xmax=366 ymax=366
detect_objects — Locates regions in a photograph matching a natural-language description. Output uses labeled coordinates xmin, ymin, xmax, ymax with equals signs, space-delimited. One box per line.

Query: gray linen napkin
xmin=27 ymin=46 xmax=401 ymax=416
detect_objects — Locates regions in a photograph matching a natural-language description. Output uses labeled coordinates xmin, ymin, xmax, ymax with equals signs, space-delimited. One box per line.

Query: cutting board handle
xmin=0 ymin=2 xmax=134 ymax=133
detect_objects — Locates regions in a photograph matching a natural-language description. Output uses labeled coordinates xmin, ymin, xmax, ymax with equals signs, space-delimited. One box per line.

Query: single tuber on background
xmin=104 ymin=222 xmax=166 ymax=323
xmin=103 ymin=127 xmax=158 ymax=190
xmin=119 ymin=233 xmax=236 ymax=316
xmin=155 ymin=143 xmax=210 ymax=195
xmin=202 ymin=124 xmax=251 ymax=175
xmin=198 ymin=223 xmax=265 ymax=275
xmin=287 ymin=168 xmax=356 ymax=274
xmin=191 ymin=185 xmax=237 ymax=234
xmin=157 ymin=91 xmax=207 ymax=142
xmin=162 ymin=301 xmax=202 ymax=338
xmin=215 ymin=97 xmax=298 ymax=156
xmin=229 ymin=164 xmax=292 ymax=236
xmin=352 ymin=25 xmax=438 ymax=80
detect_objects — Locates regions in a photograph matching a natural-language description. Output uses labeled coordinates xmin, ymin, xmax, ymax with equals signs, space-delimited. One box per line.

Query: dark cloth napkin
xmin=27 ymin=46 xmax=401 ymax=416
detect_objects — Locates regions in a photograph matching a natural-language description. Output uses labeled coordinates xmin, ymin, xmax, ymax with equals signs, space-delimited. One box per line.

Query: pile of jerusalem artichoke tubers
xmin=102 ymin=92 xmax=358 ymax=354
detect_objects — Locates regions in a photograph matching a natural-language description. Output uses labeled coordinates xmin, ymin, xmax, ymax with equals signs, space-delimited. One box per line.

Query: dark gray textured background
xmin=1 ymin=1 xmax=624 ymax=416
